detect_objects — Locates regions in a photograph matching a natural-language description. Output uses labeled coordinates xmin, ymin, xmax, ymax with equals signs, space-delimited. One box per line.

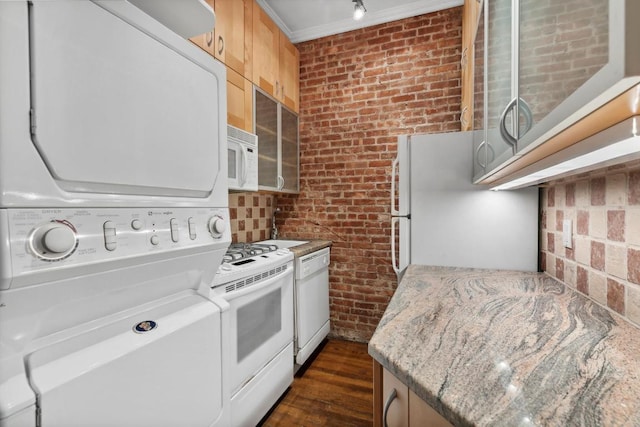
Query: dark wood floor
xmin=260 ymin=339 xmax=374 ymax=427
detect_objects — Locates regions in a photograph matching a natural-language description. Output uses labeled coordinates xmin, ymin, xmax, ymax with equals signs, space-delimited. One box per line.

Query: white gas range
xmin=210 ymin=243 xmax=294 ymax=427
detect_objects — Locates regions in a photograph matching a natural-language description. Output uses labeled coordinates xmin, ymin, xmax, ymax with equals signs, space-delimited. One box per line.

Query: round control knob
xmin=150 ymin=235 xmax=160 ymax=245
xmin=29 ymin=221 xmax=78 ymax=261
xmin=208 ymin=216 xmax=227 ymax=237
xmin=42 ymin=225 xmax=76 ymax=253
xmin=131 ymin=219 xmax=143 ymax=230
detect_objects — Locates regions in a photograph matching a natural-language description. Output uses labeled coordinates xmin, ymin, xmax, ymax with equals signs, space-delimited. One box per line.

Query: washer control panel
xmin=5 ymin=207 xmax=230 ymax=280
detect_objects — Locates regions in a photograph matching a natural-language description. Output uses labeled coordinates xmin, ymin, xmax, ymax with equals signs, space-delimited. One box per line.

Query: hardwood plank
xmin=260 ymin=339 xmax=374 ymax=427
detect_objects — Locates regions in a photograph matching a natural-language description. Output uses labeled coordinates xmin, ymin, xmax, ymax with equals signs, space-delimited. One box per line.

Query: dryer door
xmin=28 ymin=1 xmax=226 ymax=198
xmin=26 ymin=295 xmax=225 ymax=427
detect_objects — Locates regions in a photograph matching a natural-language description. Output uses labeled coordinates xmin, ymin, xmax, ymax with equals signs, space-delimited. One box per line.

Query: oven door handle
xmin=219 ymin=267 xmax=293 ymax=302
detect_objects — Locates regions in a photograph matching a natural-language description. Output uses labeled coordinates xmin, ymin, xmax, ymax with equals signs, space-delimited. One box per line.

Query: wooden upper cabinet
xmin=213 ymin=0 xmax=248 ymax=76
xmin=460 ymin=0 xmax=480 ymax=131
xmin=252 ymin=1 xmax=300 ymax=112
xmin=252 ymin=2 xmax=280 ymax=99
xmin=279 ymin=33 xmax=299 ymax=113
xmin=226 ymin=66 xmax=253 ymax=132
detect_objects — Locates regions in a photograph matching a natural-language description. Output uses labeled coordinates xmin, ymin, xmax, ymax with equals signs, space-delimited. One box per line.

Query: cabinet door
xmin=280 ymin=106 xmax=299 ymax=192
xmin=472 ymin=0 xmax=487 ymax=181
xmin=516 ymin=0 xmax=609 ymax=152
xmin=227 ymin=66 xmax=253 ymax=132
xmin=382 ymin=369 xmax=409 ymax=427
xmin=279 ymin=33 xmax=299 ymax=113
xmin=460 ymin=0 xmax=479 ymax=131
xmin=408 ymin=390 xmax=452 ymax=427
xmin=256 ymin=89 xmax=279 ymax=189
xmin=485 ymin=0 xmax=515 ymax=172
xmin=252 ymin=2 xmax=279 ymax=98
xmin=213 ymin=0 xmax=247 ymax=75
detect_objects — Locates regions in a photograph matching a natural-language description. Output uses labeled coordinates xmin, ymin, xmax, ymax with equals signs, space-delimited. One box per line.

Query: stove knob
xmin=221 ymin=262 xmax=232 ymax=271
xmin=208 ymin=216 xmax=226 ymax=238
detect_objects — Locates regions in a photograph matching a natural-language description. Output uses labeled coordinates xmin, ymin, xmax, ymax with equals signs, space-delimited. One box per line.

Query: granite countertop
xmin=286 ymin=239 xmax=332 ymax=257
xmin=368 ymin=265 xmax=640 ymax=426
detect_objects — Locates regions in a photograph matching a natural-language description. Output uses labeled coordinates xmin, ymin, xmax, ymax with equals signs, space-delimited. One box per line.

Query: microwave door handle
xmin=240 ymin=146 xmax=248 ymax=186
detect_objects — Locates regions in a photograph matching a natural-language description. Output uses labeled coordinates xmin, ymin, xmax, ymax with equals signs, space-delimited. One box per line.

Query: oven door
xmin=220 ymin=263 xmax=294 ymax=396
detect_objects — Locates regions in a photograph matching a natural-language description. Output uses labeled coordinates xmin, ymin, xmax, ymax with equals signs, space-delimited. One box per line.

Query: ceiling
xmin=257 ymin=0 xmax=463 ymax=43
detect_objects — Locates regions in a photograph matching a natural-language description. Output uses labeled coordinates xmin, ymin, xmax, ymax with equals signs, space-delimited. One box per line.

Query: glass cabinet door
xmin=472 ymin=0 xmax=487 ymax=181
xmin=485 ymin=0 xmax=515 ymax=172
xmin=255 ymin=90 xmax=278 ymax=189
xmin=517 ymin=0 xmax=610 ymax=152
xmin=280 ymin=107 xmax=299 ymax=192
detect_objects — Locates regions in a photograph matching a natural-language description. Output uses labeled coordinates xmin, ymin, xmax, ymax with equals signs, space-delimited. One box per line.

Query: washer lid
xmin=29 ymin=1 xmax=225 ymax=198
xmin=26 ymin=295 xmax=223 ymax=426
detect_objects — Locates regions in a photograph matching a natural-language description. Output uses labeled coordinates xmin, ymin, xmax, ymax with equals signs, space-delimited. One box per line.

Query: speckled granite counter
xmin=368 ymin=265 xmax=640 ymax=426
xmin=286 ymin=239 xmax=332 ymax=257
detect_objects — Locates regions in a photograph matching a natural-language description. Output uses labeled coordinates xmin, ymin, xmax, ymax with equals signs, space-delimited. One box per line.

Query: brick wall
xmin=540 ymin=160 xmax=640 ymax=328
xmin=275 ymin=8 xmax=463 ymax=342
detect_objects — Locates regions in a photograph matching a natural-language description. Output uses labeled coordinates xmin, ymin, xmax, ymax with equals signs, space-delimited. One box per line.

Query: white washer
xmin=0 ymin=2 xmax=230 ymax=426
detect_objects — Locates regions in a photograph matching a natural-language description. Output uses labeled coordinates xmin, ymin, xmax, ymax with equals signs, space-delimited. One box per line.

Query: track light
xmin=353 ymin=0 xmax=366 ymax=20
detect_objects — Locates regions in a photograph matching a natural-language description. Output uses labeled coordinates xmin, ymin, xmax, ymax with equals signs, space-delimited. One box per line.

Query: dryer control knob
xmin=208 ymin=216 xmax=226 ymax=237
xmin=43 ymin=225 xmax=76 ymax=253
xmin=30 ymin=221 xmax=78 ymax=261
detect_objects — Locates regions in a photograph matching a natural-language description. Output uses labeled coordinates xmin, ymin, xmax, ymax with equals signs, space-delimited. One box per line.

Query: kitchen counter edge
xmin=368 ymin=264 xmax=640 ymax=426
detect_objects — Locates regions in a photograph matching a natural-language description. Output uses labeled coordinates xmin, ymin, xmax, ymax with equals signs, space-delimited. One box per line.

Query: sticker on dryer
xmin=133 ymin=320 xmax=157 ymax=333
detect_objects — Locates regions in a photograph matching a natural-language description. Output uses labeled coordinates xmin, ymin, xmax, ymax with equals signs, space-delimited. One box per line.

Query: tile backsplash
xmin=228 ymin=192 xmax=274 ymax=243
xmin=540 ymin=160 xmax=640 ymax=328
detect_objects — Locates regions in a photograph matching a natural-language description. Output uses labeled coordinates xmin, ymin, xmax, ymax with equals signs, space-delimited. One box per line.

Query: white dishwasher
xmin=294 ymin=247 xmax=331 ymax=366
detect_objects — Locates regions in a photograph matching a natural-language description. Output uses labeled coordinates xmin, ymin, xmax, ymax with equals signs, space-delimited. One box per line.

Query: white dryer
xmin=0 ymin=1 xmax=230 ymax=426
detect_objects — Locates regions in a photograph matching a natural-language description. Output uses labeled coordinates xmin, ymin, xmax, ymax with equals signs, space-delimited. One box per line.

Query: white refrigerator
xmin=391 ymin=132 xmax=539 ymax=278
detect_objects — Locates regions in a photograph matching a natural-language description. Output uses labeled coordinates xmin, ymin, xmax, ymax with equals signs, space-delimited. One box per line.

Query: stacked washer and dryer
xmin=0 ymin=2 xmax=232 ymax=426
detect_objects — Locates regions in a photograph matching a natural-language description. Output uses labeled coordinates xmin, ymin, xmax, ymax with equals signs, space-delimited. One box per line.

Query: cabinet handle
xmin=460 ymin=47 xmax=468 ymax=68
xmin=277 ymin=175 xmax=284 ymax=190
xmin=217 ymin=35 xmax=224 ymax=55
xmin=276 ymin=81 xmax=280 ymax=98
xmin=206 ymin=32 xmax=213 ymax=47
xmin=519 ymin=97 xmax=533 ymax=137
xmin=460 ymin=106 xmax=469 ymax=128
xmin=475 ymin=140 xmax=495 ymax=169
xmin=499 ymin=97 xmax=534 ymax=153
xmin=499 ymin=97 xmax=518 ymax=151
xmin=383 ymin=388 xmax=398 ymax=427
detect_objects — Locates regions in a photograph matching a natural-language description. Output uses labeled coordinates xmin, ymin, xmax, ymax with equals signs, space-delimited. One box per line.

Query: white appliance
xmin=211 ymin=243 xmax=294 ymax=427
xmin=228 ymin=125 xmax=259 ymax=192
xmin=0 ymin=2 xmax=231 ymax=426
xmin=391 ymin=132 xmax=539 ymax=277
xmin=293 ymin=247 xmax=331 ymax=367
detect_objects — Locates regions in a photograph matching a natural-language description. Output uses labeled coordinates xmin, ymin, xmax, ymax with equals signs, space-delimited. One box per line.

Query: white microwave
xmin=227 ymin=125 xmax=258 ymax=192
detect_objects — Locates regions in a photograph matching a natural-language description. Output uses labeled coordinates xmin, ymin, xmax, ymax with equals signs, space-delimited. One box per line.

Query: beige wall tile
xmin=589 ymin=271 xmax=607 ymax=305
xmin=606 ymin=173 xmax=627 ymax=207
xmin=628 ymin=208 xmax=640 ymax=247
xmin=627 ymin=285 xmax=640 ymax=326
xmin=546 ymin=253 xmax=556 ymax=278
xmin=575 ymin=180 xmax=590 ymax=207
xmin=574 ymin=236 xmax=591 ymax=266
xmin=564 ymin=261 xmax=577 ymax=289
xmin=606 ymin=244 xmax=627 ymax=280
xmin=589 ymin=208 xmax=607 ymax=239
